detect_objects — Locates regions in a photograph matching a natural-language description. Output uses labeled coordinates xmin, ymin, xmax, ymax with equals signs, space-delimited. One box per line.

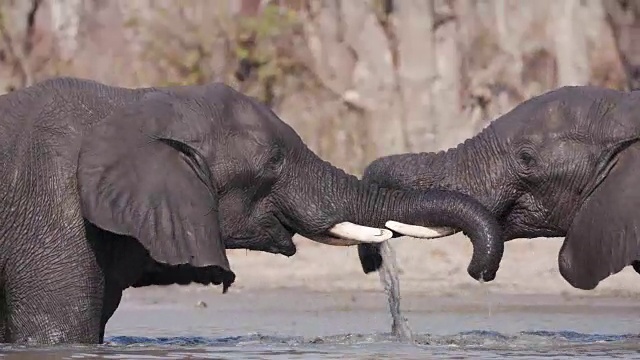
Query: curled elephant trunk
xmin=277 ymin=150 xmax=504 ymax=282
xmin=355 ymin=187 xmax=504 ymax=282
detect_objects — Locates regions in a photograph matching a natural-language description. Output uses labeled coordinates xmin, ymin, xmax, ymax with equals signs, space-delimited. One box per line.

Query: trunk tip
xmin=358 ymin=243 xmax=383 ymax=273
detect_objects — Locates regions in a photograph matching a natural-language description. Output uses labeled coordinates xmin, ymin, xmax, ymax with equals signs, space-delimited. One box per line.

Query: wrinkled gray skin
xmin=0 ymin=77 xmax=503 ymax=345
xmin=359 ymin=85 xmax=640 ymax=292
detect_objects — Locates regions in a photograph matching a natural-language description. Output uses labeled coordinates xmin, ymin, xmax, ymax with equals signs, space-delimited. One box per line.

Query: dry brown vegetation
xmin=1 ymin=0 xmax=637 ymax=174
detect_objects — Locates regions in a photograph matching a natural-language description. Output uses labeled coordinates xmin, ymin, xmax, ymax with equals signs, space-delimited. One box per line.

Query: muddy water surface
xmin=1 ymin=287 xmax=640 ymax=359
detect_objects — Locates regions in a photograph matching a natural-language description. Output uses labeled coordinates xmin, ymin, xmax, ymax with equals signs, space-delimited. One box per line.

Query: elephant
xmin=357 ymin=85 xmax=640 ymax=292
xmin=0 ymin=77 xmax=504 ymax=345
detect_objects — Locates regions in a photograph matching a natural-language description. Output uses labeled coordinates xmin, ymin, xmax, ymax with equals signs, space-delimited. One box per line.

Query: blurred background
xmin=3 ymin=0 xmax=637 ymax=172
xmin=4 ymin=0 xmax=640 ymax=296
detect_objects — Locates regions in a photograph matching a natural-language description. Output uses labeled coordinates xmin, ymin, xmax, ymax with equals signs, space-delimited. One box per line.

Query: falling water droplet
xmin=479 ymin=278 xmax=493 ymax=318
xmin=378 ymin=241 xmax=414 ymax=343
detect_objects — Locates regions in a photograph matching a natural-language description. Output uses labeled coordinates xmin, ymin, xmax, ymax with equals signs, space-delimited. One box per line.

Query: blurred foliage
xmin=127 ymin=2 xmax=303 ymax=106
xmin=231 ymin=3 xmax=304 ymax=105
xmin=234 ymin=4 xmax=299 ymax=76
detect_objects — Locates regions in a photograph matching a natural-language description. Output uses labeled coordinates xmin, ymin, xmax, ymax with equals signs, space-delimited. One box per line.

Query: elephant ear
xmin=78 ymin=92 xmax=235 ymax=291
xmin=558 ymin=141 xmax=640 ymax=290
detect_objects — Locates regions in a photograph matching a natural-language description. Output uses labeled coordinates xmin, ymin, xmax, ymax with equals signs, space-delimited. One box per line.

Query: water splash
xmin=377 ymin=241 xmax=414 ymax=343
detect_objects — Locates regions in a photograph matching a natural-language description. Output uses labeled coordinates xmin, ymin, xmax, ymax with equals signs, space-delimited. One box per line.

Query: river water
xmin=1 ymin=286 xmax=639 ymax=359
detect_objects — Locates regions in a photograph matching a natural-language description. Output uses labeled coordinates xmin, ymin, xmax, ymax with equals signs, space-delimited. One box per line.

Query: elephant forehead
xmin=228 ymin=135 xmax=270 ymax=164
xmin=492 ymin=90 xmax=626 ymax=142
xmin=223 ymin=102 xmax=279 ymax=145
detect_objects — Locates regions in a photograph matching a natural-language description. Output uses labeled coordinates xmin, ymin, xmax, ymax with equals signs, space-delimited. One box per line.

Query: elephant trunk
xmin=356 ymin=126 xmax=507 ymax=277
xmin=350 ymin=185 xmax=503 ymax=281
xmin=278 ymin=149 xmax=504 ymax=282
xmin=363 ymin=127 xmax=505 ymax=215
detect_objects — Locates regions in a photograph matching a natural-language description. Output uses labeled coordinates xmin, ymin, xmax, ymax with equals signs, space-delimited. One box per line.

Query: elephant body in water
xmin=360 ymin=85 xmax=640 ymax=291
xmin=0 ymin=77 xmax=502 ymax=344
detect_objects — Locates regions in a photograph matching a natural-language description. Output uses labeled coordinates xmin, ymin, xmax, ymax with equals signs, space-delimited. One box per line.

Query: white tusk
xmin=385 ymin=220 xmax=457 ymax=239
xmin=327 ymin=222 xmax=393 ymax=243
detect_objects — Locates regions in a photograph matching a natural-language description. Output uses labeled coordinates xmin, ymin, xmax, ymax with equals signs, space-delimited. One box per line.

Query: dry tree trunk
xmin=603 ymin=0 xmax=640 ymax=90
xmin=301 ymin=0 xmax=406 ymax=162
xmin=50 ymin=0 xmax=81 ymax=61
xmin=392 ymin=0 xmax=436 ymax=152
xmin=552 ymin=0 xmax=590 ymax=85
xmin=0 ymin=0 xmax=42 ymax=89
xmin=430 ymin=0 xmax=464 ymax=151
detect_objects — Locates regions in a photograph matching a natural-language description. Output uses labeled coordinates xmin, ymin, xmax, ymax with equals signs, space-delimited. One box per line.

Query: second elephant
xmin=358 ymin=85 xmax=640 ymax=292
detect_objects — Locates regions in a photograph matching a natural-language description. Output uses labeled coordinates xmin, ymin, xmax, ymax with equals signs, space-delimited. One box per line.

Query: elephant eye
xmin=518 ymin=149 xmax=537 ymax=168
xmin=264 ymin=146 xmax=285 ymax=174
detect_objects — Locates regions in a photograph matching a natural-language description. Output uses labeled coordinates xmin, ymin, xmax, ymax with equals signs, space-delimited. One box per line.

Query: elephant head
xmin=359 ymin=85 xmax=640 ymax=290
xmin=76 ymin=82 xmax=505 ymax=286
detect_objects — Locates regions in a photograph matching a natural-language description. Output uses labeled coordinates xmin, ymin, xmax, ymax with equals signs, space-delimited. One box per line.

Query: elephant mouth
xmin=225 ymin=236 xmax=297 ymax=256
xmin=499 ymin=196 xmax=564 ymax=240
xmin=225 ymin=218 xmax=298 ymax=256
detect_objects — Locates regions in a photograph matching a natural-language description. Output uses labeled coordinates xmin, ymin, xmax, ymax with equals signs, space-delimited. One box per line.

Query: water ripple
xmin=105 ymin=334 xmax=306 ymax=347
xmin=1 ymin=331 xmax=639 ymax=359
xmin=100 ymin=330 xmax=640 ymax=348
